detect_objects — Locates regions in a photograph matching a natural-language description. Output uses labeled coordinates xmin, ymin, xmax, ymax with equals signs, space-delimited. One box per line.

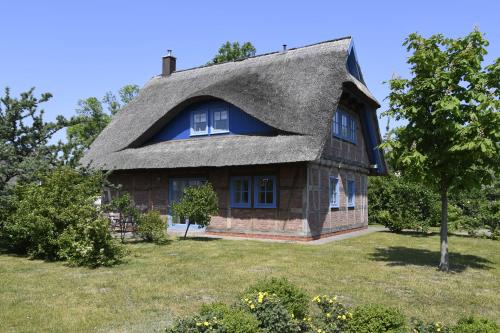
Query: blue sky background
xmin=1 ymin=0 xmax=498 ymax=141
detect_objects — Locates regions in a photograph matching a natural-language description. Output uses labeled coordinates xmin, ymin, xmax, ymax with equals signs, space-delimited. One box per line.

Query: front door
xmin=168 ymin=178 xmax=205 ymax=228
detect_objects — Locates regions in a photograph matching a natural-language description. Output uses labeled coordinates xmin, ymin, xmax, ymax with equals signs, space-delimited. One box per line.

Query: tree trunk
xmin=439 ymin=189 xmax=449 ymax=272
xmin=183 ymin=221 xmax=191 ymax=239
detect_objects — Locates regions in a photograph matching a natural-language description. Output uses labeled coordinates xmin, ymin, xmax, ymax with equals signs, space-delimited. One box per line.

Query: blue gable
xmin=347 ymin=44 xmax=365 ymax=84
xmin=149 ymin=100 xmax=276 ymax=143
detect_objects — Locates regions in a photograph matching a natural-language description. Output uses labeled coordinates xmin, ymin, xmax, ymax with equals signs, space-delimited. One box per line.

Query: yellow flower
xmin=203 ymin=321 xmax=209 ymax=326
xmin=437 ymin=329 xmax=441 ymax=332
xmin=250 ymin=304 xmax=255 ymax=309
xmin=196 ymin=322 xmax=202 ymax=326
xmin=341 ymin=315 xmax=346 ymax=320
xmin=326 ymin=313 xmax=332 ymax=318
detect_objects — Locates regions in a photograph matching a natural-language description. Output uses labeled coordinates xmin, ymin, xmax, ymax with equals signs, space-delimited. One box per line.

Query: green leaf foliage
xmin=209 ymin=41 xmax=256 ymax=64
xmin=171 ymin=183 xmax=219 ymax=229
xmin=243 ymin=277 xmax=309 ymax=319
xmin=346 ymin=304 xmax=407 ymax=333
xmin=137 ymin=210 xmax=168 ymax=244
xmin=2 ymin=167 xmax=125 ymax=266
xmin=62 ymin=84 xmax=139 ymax=166
xmin=0 ymin=87 xmax=68 ymax=193
xmin=383 ymin=29 xmax=499 ymax=192
xmin=368 ymin=175 xmax=439 ymax=232
xmin=451 ymin=316 xmax=499 ymax=333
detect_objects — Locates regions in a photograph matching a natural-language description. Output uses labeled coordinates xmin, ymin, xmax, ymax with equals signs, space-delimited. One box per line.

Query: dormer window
xmin=211 ymin=109 xmax=229 ymax=133
xmin=191 ymin=110 xmax=208 ymax=136
xmin=332 ymin=108 xmax=357 ymax=144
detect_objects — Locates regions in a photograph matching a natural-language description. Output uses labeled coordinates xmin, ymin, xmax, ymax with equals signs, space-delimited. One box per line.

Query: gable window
xmin=332 ymin=108 xmax=357 ymax=144
xmin=191 ymin=110 xmax=208 ymax=135
xmin=211 ymin=108 xmax=229 ymax=134
xmin=254 ymin=176 xmax=277 ymax=208
xmin=230 ymin=176 xmax=251 ymax=208
xmin=347 ymin=178 xmax=355 ymax=208
xmin=329 ymin=176 xmax=340 ymax=208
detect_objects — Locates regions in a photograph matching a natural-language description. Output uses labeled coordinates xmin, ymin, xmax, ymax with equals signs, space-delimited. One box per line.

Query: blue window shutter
xmin=254 ymin=175 xmax=277 ymax=208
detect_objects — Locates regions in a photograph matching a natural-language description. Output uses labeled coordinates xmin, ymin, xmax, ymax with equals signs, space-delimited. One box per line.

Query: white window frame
xmin=347 ymin=178 xmax=356 ymax=208
xmin=190 ymin=110 xmax=209 ymax=136
xmin=210 ymin=108 xmax=229 ymax=134
xmin=329 ymin=175 xmax=340 ymax=208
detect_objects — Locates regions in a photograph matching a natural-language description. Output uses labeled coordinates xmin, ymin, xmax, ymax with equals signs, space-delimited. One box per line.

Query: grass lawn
xmin=1 ymin=231 xmax=499 ymax=333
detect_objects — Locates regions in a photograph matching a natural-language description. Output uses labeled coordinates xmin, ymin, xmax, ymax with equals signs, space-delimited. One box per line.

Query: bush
xmin=58 ymin=217 xmax=126 ymax=267
xmin=166 ymin=302 xmax=261 ymax=333
xmin=242 ymin=291 xmax=301 ymax=333
xmin=2 ymin=167 xmax=125 ymax=266
xmin=411 ymin=318 xmax=449 ymax=333
xmin=243 ymin=277 xmax=309 ymax=319
xmin=200 ymin=302 xmax=261 ymax=333
xmin=346 ymin=304 xmax=407 ymax=333
xmin=451 ymin=316 xmax=499 ymax=333
xmin=311 ymin=294 xmax=353 ymax=333
xmin=137 ymin=210 xmax=167 ymax=244
xmin=369 ymin=175 xmax=438 ymax=232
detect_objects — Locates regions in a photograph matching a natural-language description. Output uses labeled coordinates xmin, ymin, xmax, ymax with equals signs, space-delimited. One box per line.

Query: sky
xmin=1 ymin=0 xmax=498 ymax=142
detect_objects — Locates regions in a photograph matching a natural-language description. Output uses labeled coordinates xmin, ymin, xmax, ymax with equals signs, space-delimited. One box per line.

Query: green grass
xmin=1 ymin=231 xmax=499 ymax=333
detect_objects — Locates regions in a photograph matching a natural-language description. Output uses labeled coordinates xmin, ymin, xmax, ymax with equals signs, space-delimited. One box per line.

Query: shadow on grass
xmin=178 ymin=236 xmax=221 ymax=242
xmin=370 ymin=246 xmax=493 ymax=273
xmin=380 ymin=230 xmax=489 ymax=240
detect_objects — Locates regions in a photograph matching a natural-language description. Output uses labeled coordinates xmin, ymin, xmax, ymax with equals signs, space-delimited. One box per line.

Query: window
xmin=230 ymin=176 xmax=251 ymax=208
xmin=211 ymin=109 xmax=229 ymax=134
xmin=329 ymin=176 xmax=340 ymax=208
xmin=332 ymin=108 xmax=357 ymax=144
xmin=347 ymin=178 xmax=355 ymax=208
xmin=191 ymin=110 xmax=208 ymax=135
xmin=254 ymin=176 xmax=277 ymax=208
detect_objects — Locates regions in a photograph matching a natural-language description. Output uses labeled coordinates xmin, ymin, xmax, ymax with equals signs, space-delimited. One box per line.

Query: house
xmin=82 ymin=37 xmax=387 ymax=240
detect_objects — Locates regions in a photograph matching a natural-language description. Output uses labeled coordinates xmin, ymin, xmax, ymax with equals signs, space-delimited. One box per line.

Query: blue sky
xmin=1 ymin=0 xmax=498 ymax=141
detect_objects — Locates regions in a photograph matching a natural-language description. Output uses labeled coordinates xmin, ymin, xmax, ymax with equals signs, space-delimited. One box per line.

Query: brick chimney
xmin=162 ymin=50 xmax=176 ymax=76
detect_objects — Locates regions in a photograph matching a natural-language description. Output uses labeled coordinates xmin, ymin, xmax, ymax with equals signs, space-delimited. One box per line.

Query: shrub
xmin=2 ymin=167 xmax=125 ymax=266
xmin=200 ymin=302 xmax=261 ymax=333
xmin=346 ymin=304 xmax=407 ymax=333
xmin=242 ymin=291 xmax=301 ymax=333
xmin=368 ymin=175 xmax=438 ymax=232
xmin=311 ymin=294 xmax=353 ymax=333
xmin=243 ymin=277 xmax=309 ymax=319
xmin=411 ymin=318 xmax=449 ymax=333
xmin=166 ymin=315 xmax=224 ymax=333
xmin=166 ymin=303 xmax=260 ymax=333
xmin=451 ymin=316 xmax=499 ymax=333
xmin=58 ymin=217 xmax=126 ymax=267
xmin=137 ymin=210 xmax=167 ymax=244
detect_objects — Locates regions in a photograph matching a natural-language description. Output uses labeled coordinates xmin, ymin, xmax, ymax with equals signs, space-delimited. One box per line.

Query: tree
xmin=171 ymin=183 xmax=218 ymax=238
xmin=383 ymin=29 xmax=500 ymax=271
xmin=0 ymin=87 xmax=67 ymax=193
xmin=209 ymin=41 xmax=256 ymax=64
xmin=62 ymin=84 xmax=139 ymax=165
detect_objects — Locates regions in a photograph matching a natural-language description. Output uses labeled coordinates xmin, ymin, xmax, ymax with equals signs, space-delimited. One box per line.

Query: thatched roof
xmin=82 ymin=37 xmax=382 ymax=171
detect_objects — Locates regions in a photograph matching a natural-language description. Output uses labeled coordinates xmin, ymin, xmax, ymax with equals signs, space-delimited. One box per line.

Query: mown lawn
xmin=1 ymin=231 xmax=499 ymax=333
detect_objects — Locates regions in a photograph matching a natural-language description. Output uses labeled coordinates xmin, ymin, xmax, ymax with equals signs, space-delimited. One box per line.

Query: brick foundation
xmin=206 ymin=225 xmax=368 ymax=241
